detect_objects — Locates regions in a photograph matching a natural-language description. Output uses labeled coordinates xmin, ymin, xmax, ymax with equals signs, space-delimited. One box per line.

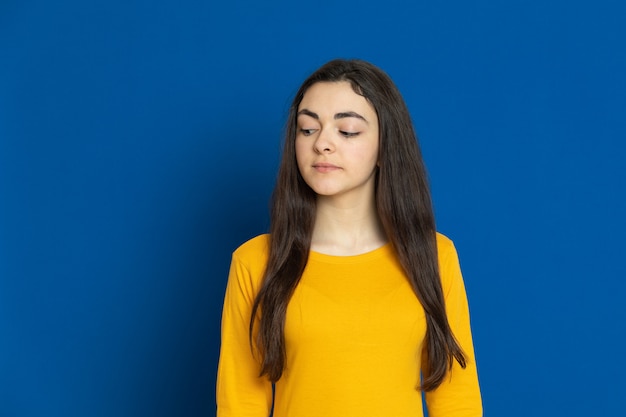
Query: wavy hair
xmin=250 ymin=59 xmax=466 ymax=391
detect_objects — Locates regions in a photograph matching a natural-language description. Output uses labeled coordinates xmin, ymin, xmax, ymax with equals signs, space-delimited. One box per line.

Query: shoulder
xmin=435 ymin=232 xmax=464 ymax=291
xmin=435 ymin=231 xmax=457 ymax=259
xmin=227 ymin=234 xmax=270 ymax=293
xmin=232 ymin=234 xmax=270 ymax=269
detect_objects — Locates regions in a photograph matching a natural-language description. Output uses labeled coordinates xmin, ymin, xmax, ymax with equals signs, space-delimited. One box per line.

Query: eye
xmin=300 ymin=128 xmax=317 ymax=136
xmin=339 ymin=130 xmax=360 ymax=138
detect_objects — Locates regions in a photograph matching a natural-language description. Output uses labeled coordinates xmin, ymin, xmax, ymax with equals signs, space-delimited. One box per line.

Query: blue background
xmin=1 ymin=1 xmax=625 ymax=416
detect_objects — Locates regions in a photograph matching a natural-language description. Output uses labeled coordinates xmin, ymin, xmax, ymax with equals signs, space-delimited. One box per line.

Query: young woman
xmin=217 ymin=59 xmax=482 ymax=417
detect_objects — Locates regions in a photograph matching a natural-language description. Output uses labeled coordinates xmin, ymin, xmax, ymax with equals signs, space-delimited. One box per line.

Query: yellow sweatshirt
xmin=217 ymin=233 xmax=482 ymax=417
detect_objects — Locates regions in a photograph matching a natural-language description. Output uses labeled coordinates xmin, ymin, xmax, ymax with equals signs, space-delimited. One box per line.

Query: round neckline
xmin=308 ymin=242 xmax=392 ymax=264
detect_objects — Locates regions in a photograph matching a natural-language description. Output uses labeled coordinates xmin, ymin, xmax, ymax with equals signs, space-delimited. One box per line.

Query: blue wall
xmin=1 ymin=1 xmax=624 ymax=416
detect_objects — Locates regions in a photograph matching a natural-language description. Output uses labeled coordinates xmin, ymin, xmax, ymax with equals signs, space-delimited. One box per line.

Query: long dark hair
xmin=250 ymin=59 xmax=466 ymax=391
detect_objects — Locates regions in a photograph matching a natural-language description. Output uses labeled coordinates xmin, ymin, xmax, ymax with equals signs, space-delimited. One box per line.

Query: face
xmin=295 ymin=81 xmax=380 ymax=203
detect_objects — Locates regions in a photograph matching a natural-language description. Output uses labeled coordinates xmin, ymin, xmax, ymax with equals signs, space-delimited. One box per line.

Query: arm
xmin=425 ymin=237 xmax=483 ymax=417
xmin=216 ymin=252 xmax=273 ymax=417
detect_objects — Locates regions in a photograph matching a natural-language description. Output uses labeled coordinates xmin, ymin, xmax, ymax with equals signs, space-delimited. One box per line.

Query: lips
xmin=312 ymin=162 xmax=341 ymax=172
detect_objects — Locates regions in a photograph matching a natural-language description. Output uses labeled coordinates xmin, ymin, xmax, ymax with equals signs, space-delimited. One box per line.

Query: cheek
xmin=353 ymin=143 xmax=379 ymax=167
xmin=294 ymin=140 xmax=308 ymax=170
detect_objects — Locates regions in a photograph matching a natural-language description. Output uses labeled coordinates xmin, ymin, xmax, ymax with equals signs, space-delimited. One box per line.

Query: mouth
xmin=313 ymin=162 xmax=341 ymax=172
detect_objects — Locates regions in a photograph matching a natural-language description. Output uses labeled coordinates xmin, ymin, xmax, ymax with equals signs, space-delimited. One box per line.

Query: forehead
xmin=298 ymin=81 xmax=377 ymax=117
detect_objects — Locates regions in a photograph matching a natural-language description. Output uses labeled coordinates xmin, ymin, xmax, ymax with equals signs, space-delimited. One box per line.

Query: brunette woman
xmin=217 ymin=59 xmax=482 ymax=417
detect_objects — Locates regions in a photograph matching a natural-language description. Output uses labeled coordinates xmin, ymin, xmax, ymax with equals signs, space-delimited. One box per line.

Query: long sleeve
xmin=425 ymin=236 xmax=483 ymax=417
xmin=216 ymin=249 xmax=273 ymax=417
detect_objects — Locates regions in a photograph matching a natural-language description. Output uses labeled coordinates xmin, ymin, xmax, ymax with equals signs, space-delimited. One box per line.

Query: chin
xmin=304 ymin=181 xmax=339 ymax=196
xmin=310 ymin=188 xmax=342 ymax=198
xmin=311 ymin=189 xmax=340 ymax=197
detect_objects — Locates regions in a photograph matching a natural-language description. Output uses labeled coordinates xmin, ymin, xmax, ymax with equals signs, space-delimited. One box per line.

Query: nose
xmin=313 ymin=127 xmax=334 ymax=154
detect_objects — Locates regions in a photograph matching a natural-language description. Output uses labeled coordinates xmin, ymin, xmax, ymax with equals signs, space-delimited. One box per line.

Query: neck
xmin=311 ymin=194 xmax=387 ymax=256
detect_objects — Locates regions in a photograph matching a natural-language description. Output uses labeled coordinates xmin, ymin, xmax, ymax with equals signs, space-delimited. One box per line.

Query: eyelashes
xmin=339 ymin=130 xmax=359 ymax=138
xmin=298 ymin=128 xmax=360 ymax=138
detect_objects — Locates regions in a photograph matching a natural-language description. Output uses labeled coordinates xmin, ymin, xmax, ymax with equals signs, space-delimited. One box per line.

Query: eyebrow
xmin=297 ymin=109 xmax=369 ymax=124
